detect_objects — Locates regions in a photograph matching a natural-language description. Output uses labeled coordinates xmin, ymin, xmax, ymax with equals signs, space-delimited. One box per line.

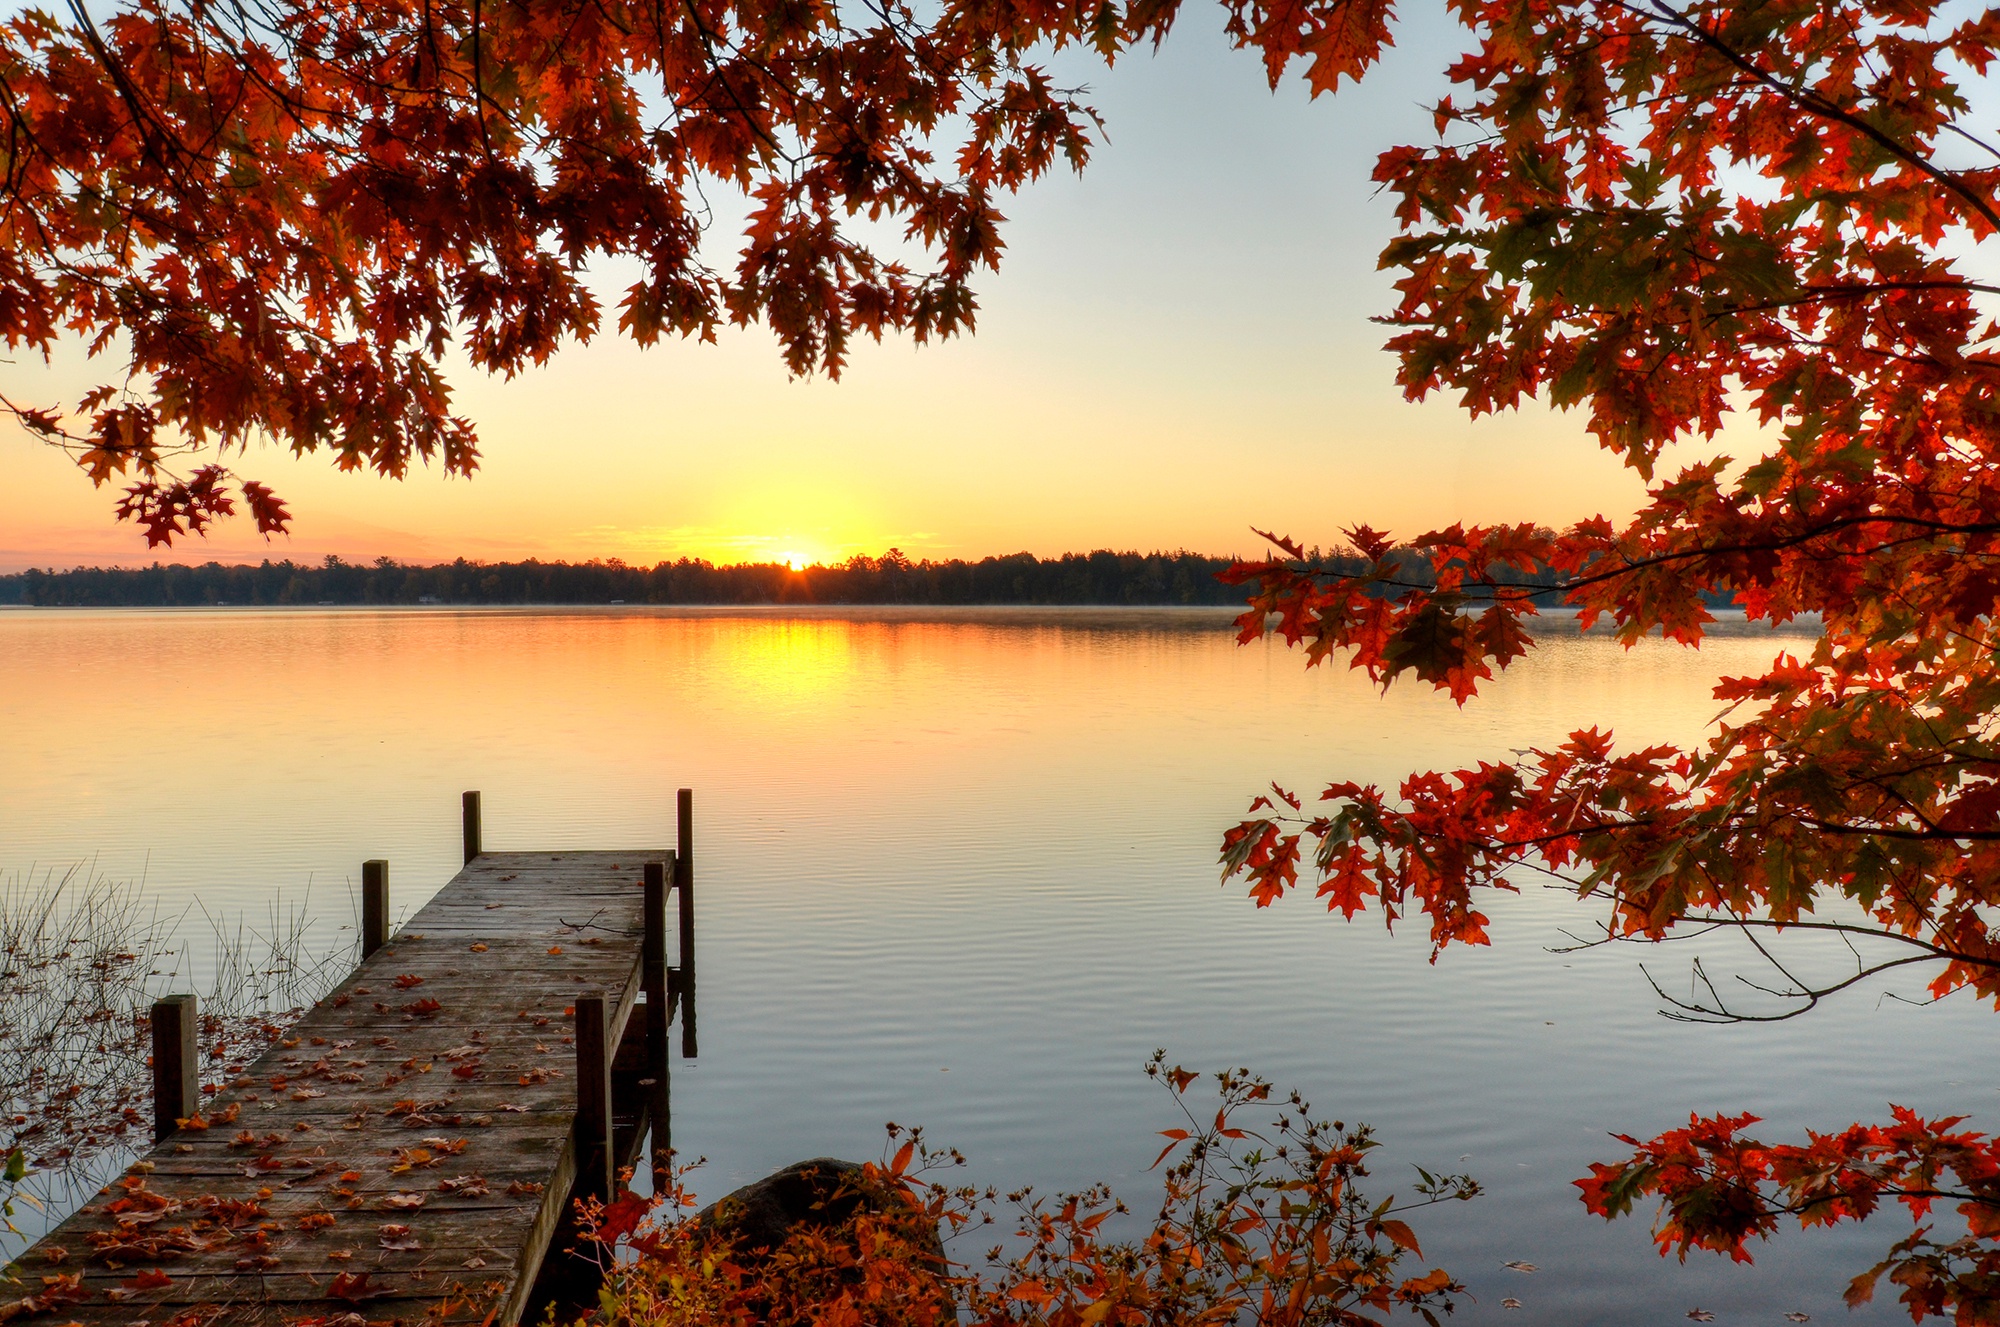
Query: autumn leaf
xmin=1374 ymin=1218 xmax=1421 ymax=1257
xmin=328 ymin=1269 xmax=390 ymax=1301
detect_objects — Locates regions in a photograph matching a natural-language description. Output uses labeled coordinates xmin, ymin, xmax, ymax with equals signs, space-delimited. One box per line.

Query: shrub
xmin=580 ymin=1054 xmax=1479 ymax=1327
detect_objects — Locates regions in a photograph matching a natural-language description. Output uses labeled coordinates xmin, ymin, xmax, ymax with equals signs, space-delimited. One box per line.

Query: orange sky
xmin=0 ymin=10 xmax=1765 ymax=574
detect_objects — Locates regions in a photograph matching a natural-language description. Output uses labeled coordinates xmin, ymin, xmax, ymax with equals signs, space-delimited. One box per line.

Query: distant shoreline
xmin=0 ymin=550 xmax=1266 ymax=609
xmin=0 ymin=600 xmax=1820 ymax=639
xmin=0 ymin=548 xmax=1603 ymax=611
xmin=1 ymin=551 xmax=1778 ymax=625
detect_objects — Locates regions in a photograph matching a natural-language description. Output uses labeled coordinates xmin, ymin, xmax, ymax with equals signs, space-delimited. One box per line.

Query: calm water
xmin=1 ymin=606 xmax=1987 ymax=1324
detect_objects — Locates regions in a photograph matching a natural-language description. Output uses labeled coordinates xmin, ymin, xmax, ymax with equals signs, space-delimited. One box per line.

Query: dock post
xmin=676 ymin=788 xmax=696 ymax=1058
xmin=643 ymin=859 xmax=671 ymax=1184
xmin=151 ymin=994 xmax=199 ymax=1144
xmin=462 ymin=790 xmax=482 ymax=864
xmin=574 ymin=993 xmax=613 ymax=1205
xmin=361 ymin=859 xmax=389 ymax=958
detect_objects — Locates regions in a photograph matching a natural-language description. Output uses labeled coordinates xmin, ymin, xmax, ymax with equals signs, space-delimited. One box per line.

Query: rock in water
xmin=698 ymin=1158 xmax=870 ymax=1255
xmin=698 ymin=1157 xmax=941 ymax=1265
xmin=696 ymin=1154 xmax=951 ymax=1323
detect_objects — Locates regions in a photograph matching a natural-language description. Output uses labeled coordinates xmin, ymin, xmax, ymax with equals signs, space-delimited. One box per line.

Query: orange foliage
xmin=1213 ymin=0 xmax=2000 ymax=1316
xmin=0 ymin=0 xmax=1136 ymax=540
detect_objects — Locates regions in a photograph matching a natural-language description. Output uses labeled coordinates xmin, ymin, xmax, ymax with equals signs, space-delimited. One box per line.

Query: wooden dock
xmin=1 ymin=793 xmax=695 ymax=1326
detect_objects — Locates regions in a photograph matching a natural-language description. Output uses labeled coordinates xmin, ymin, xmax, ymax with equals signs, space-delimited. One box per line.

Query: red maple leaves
xmin=1580 ymin=1109 xmax=2000 ymax=1321
xmin=1211 ymin=0 xmax=2000 ymax=1317
xmin=5 ymin=0 xmax=1158 ymax=541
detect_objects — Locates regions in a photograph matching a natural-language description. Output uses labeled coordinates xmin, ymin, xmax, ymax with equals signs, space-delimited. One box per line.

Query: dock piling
xmin=150 ymin=994 xmax=198 ymax=1145
xmin=676 ymin=788 xmax=696 ymax=1058
xmin=361 ymin=859 xmax=389 ymax=957
xmin=574 ymin=993 xmax=613 ymax=1205
xmin=643 ymin=859 xmax=671 ymax=1183
xmin=462 ymin=790 xmax=483 ymax=863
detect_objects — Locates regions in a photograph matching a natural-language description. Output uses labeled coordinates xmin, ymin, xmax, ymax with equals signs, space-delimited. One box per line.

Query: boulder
xmin=697 ymin=1157 xmax=942 ymax=1267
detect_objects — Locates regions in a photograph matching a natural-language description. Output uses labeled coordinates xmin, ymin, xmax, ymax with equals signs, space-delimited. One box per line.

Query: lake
xmin=1 ymin=605 xmax=1985 ymax=1324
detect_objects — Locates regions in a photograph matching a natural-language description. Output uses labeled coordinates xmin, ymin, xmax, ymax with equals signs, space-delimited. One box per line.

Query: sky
xmin=0 ymin=2 xmax=1749 ymax=573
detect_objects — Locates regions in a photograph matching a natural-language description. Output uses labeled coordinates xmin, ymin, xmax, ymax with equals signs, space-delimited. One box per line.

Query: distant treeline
xmin=0 ymin=548 xmax=1736 ymax=610
xmin=0 ymin=550 xmax=1259 ymax=607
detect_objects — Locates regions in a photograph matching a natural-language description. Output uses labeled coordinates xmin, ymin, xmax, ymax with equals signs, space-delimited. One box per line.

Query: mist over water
xmin=1 ymin=605 xmax=1979 ymax=1324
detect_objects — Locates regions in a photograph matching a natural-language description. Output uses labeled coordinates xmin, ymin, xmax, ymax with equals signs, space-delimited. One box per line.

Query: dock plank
xmin=2 ymin=850 xmax=672 ymax=1326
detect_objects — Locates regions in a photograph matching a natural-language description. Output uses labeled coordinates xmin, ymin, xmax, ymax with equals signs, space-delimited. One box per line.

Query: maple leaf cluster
xmin=1579 ymin=1108 xmax=2000 ymax=1322
xmin=2 ymin=0 xmax=1178 ymax=542
xmin=1214 ymin=0 xmax=2000 ymax=1315
xmin=5 ymin=0 xmax=1426 ymax=544
xmin=1208 ymin=0 xmax=2000 ymax=1319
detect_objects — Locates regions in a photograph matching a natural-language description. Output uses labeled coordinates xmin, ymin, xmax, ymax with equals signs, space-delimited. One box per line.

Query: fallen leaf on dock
xmin=378 ymin=1224 xmax=421 ymax=1251
xmin=391 ymin=1148 xmax=436 ymax=1173
xmin=330 ymin=1269 xmax=390 ymax=1300
xmin=382 ymin=1192 xmax=426 ymax=1210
